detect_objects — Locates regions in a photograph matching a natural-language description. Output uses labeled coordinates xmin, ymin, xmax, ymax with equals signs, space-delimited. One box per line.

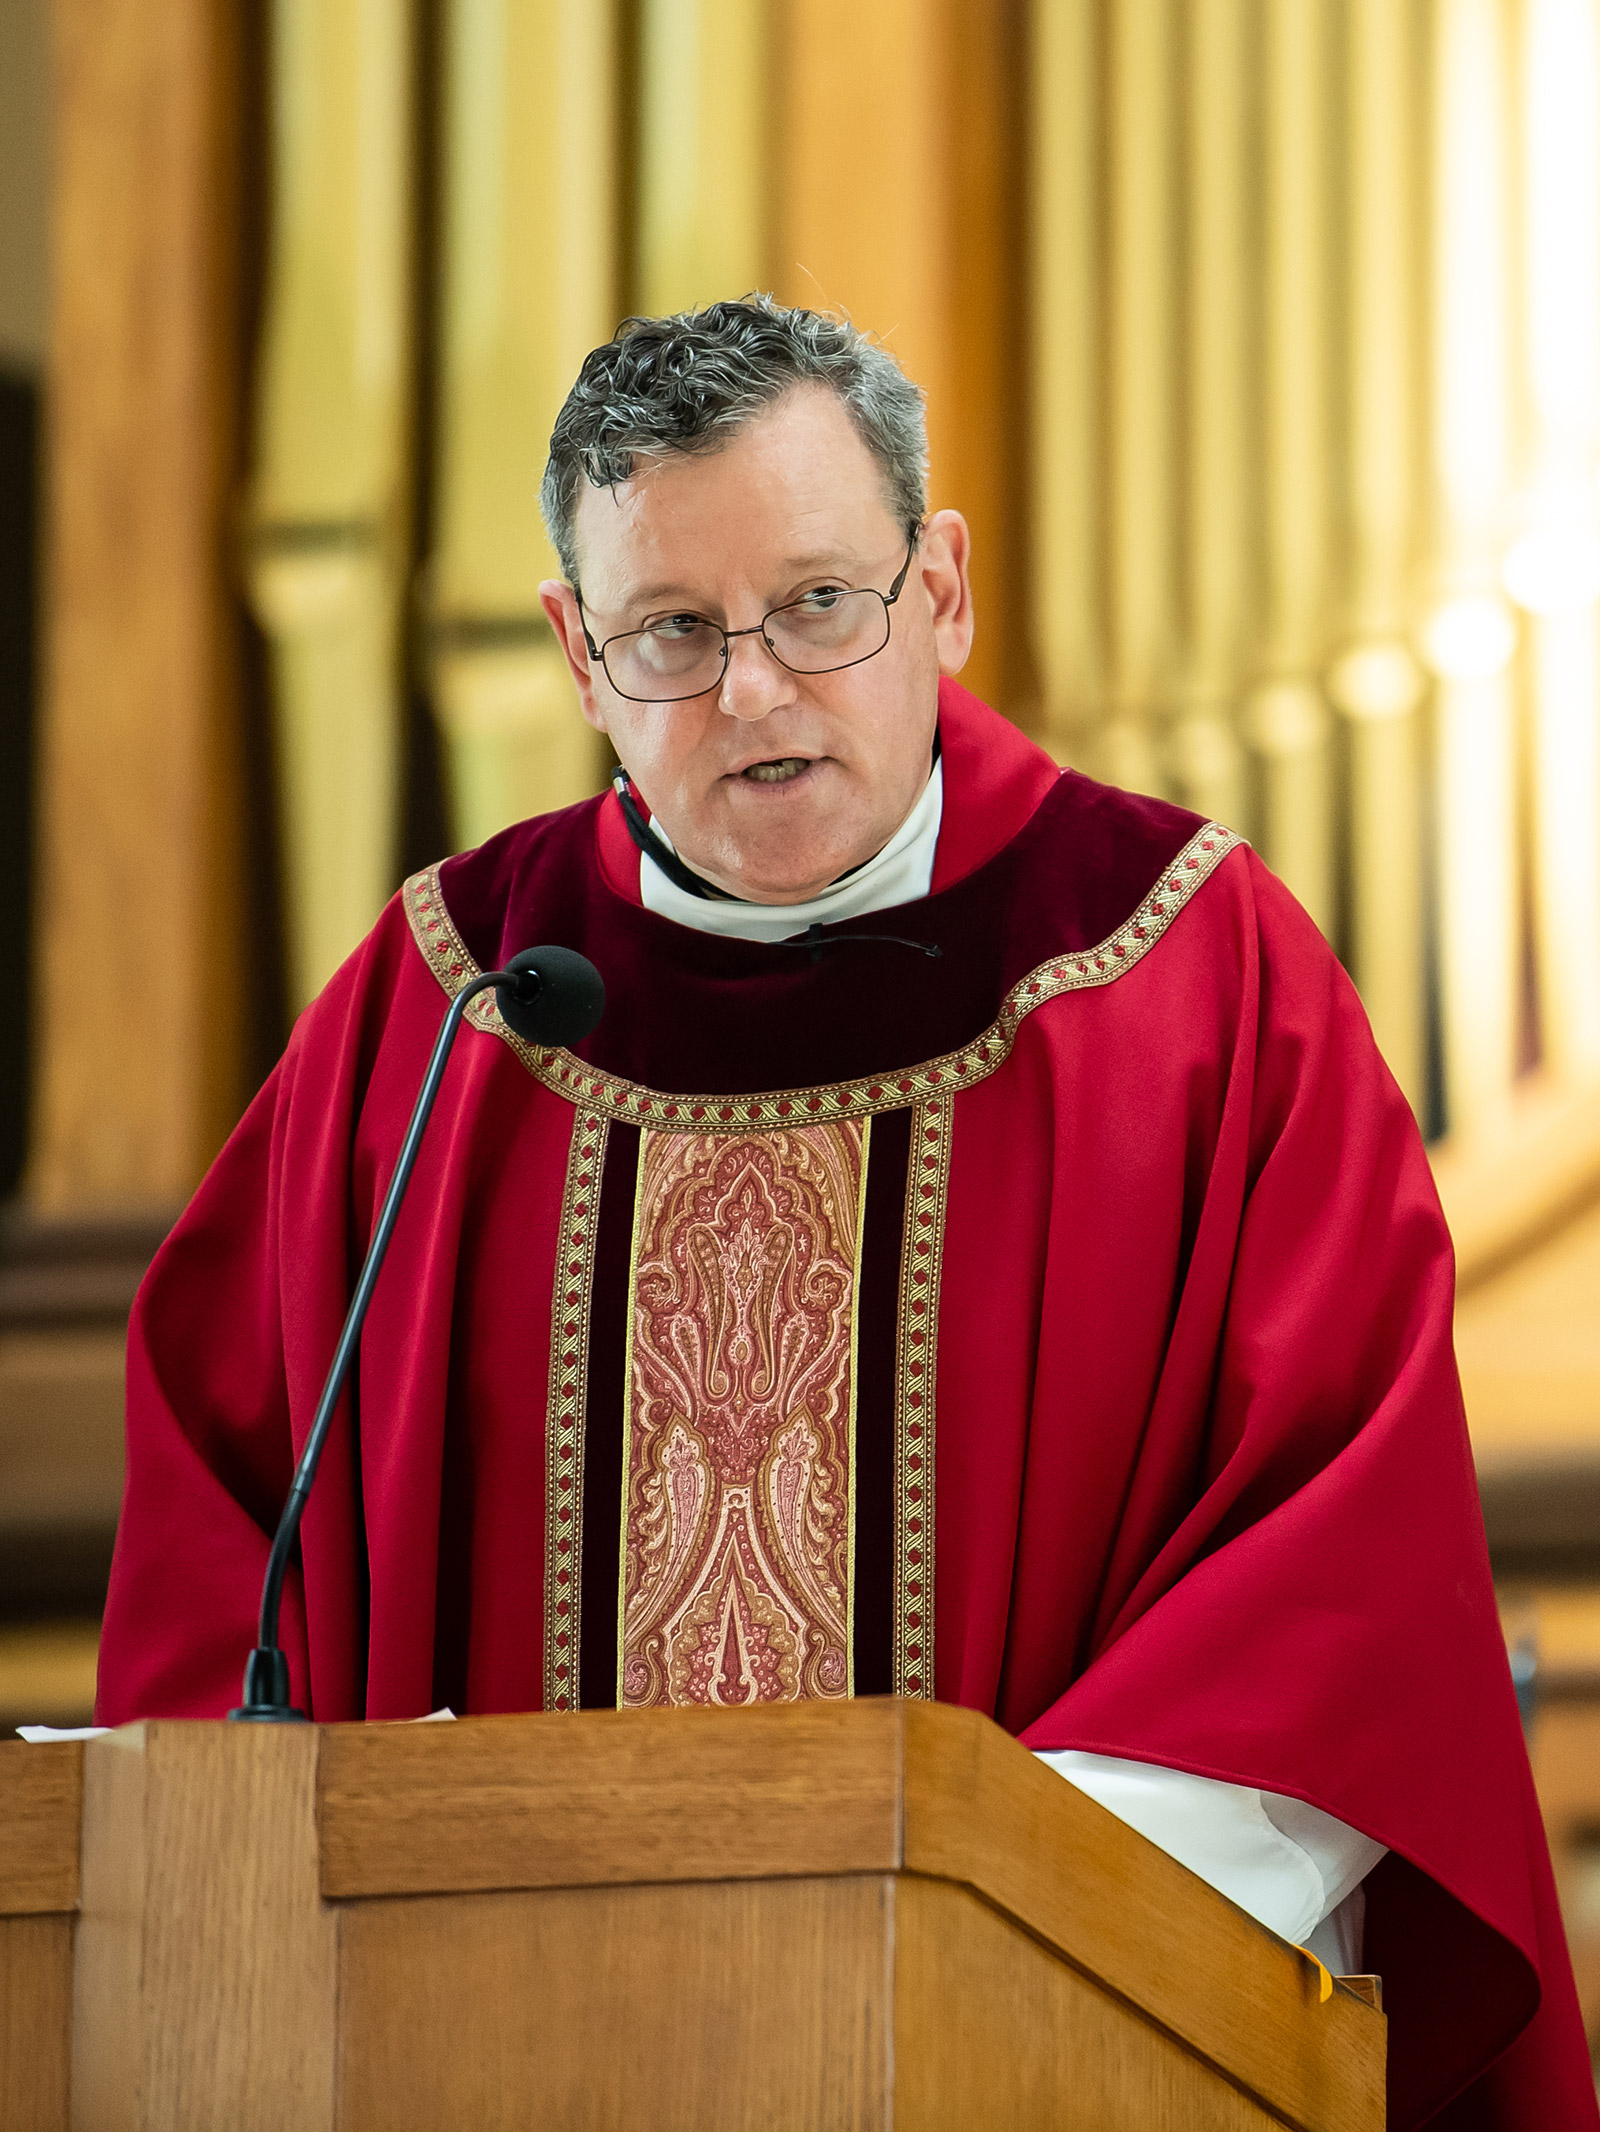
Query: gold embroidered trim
xmin=543 ymin=1106 xmax=608 ymax=1712
xmin=895 ymin=1093 xmax=952 ymax=1699
xmin=845 ymin=1117 xmax=869 ymax=1694
xmin=616 ymin=1131 xmax=647 ymax=1703
xmin=401 ymin=822 xmax=1244 ymax=1132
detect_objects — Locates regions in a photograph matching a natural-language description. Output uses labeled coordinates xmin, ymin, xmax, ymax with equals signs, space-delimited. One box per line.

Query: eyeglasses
xmin=576 ymin=533 xmax=919 ymax=705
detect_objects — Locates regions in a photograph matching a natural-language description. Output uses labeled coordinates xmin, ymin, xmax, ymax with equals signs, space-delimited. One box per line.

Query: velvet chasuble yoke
xmin=99 ymin=681 xmax=1597 ymax=2129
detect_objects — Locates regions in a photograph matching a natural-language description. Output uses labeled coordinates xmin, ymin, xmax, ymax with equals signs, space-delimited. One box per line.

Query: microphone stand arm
xmin=231 ymin=967 xmax=514 ymax=1721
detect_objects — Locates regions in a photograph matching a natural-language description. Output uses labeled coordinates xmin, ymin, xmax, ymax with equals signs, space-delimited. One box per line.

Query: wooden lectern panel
xmin=318 ymin=1695 xmax=906 ymax=1896
xmin=894 ymin=1874 xmax=1286 ymax=2131
xmin=0 ymin=1742 xmax=80 ymax=2132
xmin=70 ymin=1722 xmax=337 ymax=2132
xmin=336 ymin=1877 xmax=893 ymax=2131
xmin=2 ymin=1702 xmax=1384 ymax=2129
xmin=0 ymin=1739 xmax=81 ymax=1915
xmin=0 ymin=1915 xmax=74 ymax=2132
xmin=307 ymin=1703 xmax=1382 ymax=2131
xmin=317 ymin=1699 xmax=1382 ymax=2131
xmin=330 ymin=1872 xmax=1298 ymax=2132
xmin=899 ymin=1703 xmax=1380 ymax=2132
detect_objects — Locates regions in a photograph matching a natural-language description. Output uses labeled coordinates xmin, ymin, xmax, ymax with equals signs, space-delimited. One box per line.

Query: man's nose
xmin=716 ymin=628 xmax=797 ymax=721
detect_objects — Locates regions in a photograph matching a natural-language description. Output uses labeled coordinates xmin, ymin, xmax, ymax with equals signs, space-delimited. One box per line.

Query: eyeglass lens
xmin=602 ymin=587 xmax=892 ymax=702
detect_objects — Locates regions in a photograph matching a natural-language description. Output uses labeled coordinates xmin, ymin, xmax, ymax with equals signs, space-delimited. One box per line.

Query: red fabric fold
xmin=935 ymin=858 xmax=1584 ymax=2122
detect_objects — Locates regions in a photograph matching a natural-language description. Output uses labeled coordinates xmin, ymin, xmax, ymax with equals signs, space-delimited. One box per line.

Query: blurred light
xmin=1327 ymin=642 xmax=1426 ymax=721
xmin=249 ymin=549 xmax=370 ymax=631
xmin=1435 ymin=0 xmax=1510 ymax=530
xmin=1526 ymin=599 xmax=1600 ymax=1073
xmin=1502 ymin=523 xmax=1600 ymax=612
xmin=1246 ymin=680 xmax=1328 ymax=757
xmin=1525 ymin=0 xmax=1600 ymax=444
xmin=1421 ymin=596 xmax=1518 ymax=680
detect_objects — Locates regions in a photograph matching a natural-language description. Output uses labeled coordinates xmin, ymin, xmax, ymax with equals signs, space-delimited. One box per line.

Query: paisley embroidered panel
xmin=619 ymin=1121 xmax=870 ymax=1709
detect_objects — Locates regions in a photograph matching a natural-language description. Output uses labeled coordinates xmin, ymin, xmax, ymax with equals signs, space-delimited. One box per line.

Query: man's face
xmin=540 ymin=385 xmax=973 ymax=904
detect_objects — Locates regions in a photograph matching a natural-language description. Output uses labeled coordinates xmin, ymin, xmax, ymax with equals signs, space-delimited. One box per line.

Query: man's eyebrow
xmin=613 ymin=552 xmax=872 ymax=611
xmin=778 ymin=549 xmax=870 ymax=574
xmin=612 ymin=579 xmax=703 ymax=609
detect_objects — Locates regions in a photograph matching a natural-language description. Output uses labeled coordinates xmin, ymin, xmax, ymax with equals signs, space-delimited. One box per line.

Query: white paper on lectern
xmin=16 ymin=1709 xmax=455 ymax=1740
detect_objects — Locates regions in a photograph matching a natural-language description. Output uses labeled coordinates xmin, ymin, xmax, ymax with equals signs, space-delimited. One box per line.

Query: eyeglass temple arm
xmin=886 ymin=529 xmax=920 ymax=605
xmin=571 ymin=585 xmax=603 ymax=660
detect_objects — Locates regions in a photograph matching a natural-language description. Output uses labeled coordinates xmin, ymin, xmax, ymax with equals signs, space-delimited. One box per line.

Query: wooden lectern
xmin=2 ymin=1699 xmax=1383 ymax=2129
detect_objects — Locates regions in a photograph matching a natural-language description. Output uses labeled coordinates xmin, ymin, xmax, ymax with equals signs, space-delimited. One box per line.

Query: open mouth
xmin=739 ymin=757 xmax=812 ymax=785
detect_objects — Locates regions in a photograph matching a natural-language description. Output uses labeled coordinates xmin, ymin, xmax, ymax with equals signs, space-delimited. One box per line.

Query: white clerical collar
xmin=639 ymin=760 xmax=944 ymax=943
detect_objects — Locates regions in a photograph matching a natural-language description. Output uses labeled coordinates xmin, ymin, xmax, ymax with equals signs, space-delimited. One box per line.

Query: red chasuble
xmin=99 ymin=680 xmax=1596 ymax=2127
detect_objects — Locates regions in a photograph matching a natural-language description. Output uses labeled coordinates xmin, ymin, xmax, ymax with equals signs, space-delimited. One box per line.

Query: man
xmin=99 ymin=299 xmax=1594 ymax=2126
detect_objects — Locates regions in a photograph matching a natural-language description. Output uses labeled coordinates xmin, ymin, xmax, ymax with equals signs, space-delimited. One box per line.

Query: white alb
xmin=638 ymin=760 xmax=944 ymax=940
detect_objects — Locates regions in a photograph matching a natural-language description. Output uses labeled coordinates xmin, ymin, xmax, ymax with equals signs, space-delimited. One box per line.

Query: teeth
xmin=743 ymin=758 xmax=808 ymax=783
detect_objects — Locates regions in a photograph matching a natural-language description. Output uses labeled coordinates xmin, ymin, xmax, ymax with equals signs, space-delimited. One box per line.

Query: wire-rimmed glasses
xmin=576 ymin=533 xmax=918 ymax=705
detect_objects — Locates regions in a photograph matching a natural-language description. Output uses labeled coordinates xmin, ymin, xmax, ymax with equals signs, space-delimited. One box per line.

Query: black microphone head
xmin=495 ymin=946 xmax=605 ymax=1048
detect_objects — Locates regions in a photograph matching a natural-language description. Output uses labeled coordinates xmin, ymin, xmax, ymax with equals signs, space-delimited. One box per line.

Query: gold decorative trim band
xmin=895 ymin=1093 xmax=952 ymax=1699
xmin=402 ymin=822 xmax=1244 ymax=1131
xmin=543 ymin=1106 xmax=608 ymax=1712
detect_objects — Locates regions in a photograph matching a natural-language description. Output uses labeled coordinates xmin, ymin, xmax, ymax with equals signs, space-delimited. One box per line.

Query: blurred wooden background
xmin=2 ymin=0 xmax=1600 ymax=2064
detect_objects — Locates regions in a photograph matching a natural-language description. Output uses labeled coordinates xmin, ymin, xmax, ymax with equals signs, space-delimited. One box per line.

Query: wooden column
xmin=1029 ymin=0 xmax=1102 ymax=762
xmin=1426 ymin=0 xmax=1520 ymax=1139
xmin=428 ymin=0 xmax=617 ymax=851
xmin=246 ymin=0 xmax=416 ymax=1013
xmin=1330 ymin=0 xmax=1428 ymax=1114
xmin=636 ymin=0 xmax=769 ymax=316
xmin=1174 ymin=0 xmax=1249 ymax=828
xmin=775 ymin=0 xmax=951 ymax=476
xmin=31 ymin=0 xmax=248 ymax=1210
xmin=927 ymin=0 xmax=1029 ymax=720
xmin=1516 ymin=0 xmax=1600 ymax=1083
xmin=773 ymin=0 xmax=1030 ymax=719
xmin=1101 ymin=0 xmax=1175 ymax=796
xmin=1247 ymin=0 xmax=1336 ymax=937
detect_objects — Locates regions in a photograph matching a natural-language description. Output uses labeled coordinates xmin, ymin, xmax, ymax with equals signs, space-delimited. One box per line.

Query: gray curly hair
xmin=540 ymin=295 xmax=928 ymax=584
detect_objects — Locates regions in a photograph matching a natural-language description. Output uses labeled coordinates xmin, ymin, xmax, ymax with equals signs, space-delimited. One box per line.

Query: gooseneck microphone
xmin=230 ymin=945 xmax=605 ymax=1722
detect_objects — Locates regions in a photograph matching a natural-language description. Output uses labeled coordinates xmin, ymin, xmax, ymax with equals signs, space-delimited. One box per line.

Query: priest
xmin=97 ymin=298 xmax=1596 ymax=2127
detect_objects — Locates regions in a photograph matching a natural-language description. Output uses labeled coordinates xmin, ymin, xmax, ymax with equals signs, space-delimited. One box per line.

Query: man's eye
xmin=794 ymin=586 xmax=849 ymax=614
xmin=646 ymin=614 xmax=710 ymax=642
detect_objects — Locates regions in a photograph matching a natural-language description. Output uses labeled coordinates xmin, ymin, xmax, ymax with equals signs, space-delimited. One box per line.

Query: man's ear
xmin=918 ymin=510 xmax=975 ymax=676
xmin=540 ymin=580 xmax=610 ymax=734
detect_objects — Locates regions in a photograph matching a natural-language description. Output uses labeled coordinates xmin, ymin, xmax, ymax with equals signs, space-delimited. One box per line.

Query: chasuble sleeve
xmin=95 ymin=906 xmax=417 ymax=1726
xmin=96 ymin=1068 xmax=307 ymax=1723
xmin=1013 ymin=853 xmax=1596 ymax=2131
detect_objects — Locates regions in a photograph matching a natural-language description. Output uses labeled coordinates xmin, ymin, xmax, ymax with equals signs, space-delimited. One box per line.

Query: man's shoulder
xmin=1034 ymin=761 xmax=1211 ymax=873
xmin=934 ymin=682 xmax=1223 ymax=933
xmin=976 ymin=757 xmax=1238 ymax=966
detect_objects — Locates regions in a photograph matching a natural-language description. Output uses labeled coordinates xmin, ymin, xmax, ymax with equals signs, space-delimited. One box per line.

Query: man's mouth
xmin=739 ymin=757 xmax=812 ymax=784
